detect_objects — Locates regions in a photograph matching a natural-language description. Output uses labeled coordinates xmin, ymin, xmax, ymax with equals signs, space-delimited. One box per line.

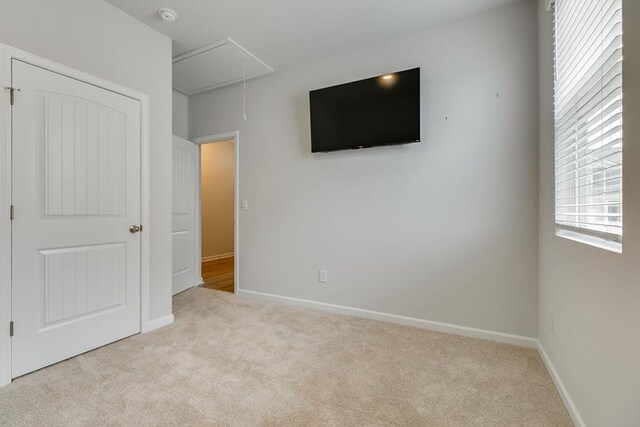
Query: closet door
xmin=11 ymin=59 xmax=141 ymax=378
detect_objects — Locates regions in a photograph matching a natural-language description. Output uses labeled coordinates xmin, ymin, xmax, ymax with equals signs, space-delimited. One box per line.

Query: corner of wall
xmin=172 ymin=89 xmax=189 ymax=140
xmin=536 ymin=340 xmax=586 ymax=427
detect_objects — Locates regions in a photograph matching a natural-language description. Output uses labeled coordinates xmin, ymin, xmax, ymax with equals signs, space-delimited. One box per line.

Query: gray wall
xmin=0 ymin=0 xmax=173 ymax=322
xmin=173 ymin=90 xmax=188 ymax=139
xmin=190 ymin=1 xmax=540 ymax=337
xmin=537 ymin=1 xmax=640 ymax=425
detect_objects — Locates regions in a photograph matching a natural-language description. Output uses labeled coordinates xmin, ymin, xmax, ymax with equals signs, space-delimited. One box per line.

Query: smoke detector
xmin=158 ymin=8 xmax=178 ymax=23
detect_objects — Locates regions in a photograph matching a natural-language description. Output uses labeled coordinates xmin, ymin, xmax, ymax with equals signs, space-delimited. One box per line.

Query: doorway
xmin=193 ymin=132 xmax=240 ymax=295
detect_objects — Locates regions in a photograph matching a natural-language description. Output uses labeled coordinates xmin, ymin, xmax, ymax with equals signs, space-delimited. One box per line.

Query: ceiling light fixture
xmin=158 ymin=8 xmax=178 ymax=23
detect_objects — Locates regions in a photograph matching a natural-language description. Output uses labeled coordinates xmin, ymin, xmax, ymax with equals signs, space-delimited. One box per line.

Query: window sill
xmin=555 ymin=227 xmax=622 ymax=254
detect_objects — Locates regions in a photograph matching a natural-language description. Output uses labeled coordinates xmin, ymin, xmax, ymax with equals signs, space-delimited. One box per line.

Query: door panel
xmin=172 ymin=135 xmax=197 ymax=295
xmin=11 ymin=59 xmax=141 ymax=378
xmin=40 ymin=94 xmax=126 ymax=217
xmin=40 ymin=243 xmax=126 ymax=325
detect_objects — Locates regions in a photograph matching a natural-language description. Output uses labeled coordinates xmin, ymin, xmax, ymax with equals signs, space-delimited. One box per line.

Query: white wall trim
xmin=144 ymin=314 xmax=175 ymax=332
xmin=192 ymin=131 xmax=238 ymax=145
xmin=139 ymin=85 xmax=152 ymax=334
xmin=191 ymin=131 xmax=240 ymax=296
xmin=555 ymin=226 xmax=622 ymax=254
xmin=0 ymin=43 xmax=152 ymax=384
xmin=202 ymin=253 xmax=234 ymax=262
xmin=238 ymin=289 xmax=538 ymax=348
xmin=0 ymin=45 xmax=12 ymax=388
xmin=536 ymin=340 xmax=586 ymax=427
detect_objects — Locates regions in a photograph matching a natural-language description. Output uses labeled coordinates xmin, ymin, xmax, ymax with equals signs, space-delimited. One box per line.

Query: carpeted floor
xmin=0 ymin=288 xmax=572 ymax=426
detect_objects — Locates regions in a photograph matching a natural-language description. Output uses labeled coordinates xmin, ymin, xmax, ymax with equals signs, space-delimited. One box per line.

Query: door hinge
xmin=10 ymin=205 xmax=14 ymax=221
xmin=9 ymin=321 xmax=13 ymax=337
xmin=4 ymin=86 xmax=20 ymax=106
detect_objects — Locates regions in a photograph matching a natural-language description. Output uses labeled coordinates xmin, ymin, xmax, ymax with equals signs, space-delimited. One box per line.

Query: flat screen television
xmin=309 ymin=68 xmax=420 ymax=153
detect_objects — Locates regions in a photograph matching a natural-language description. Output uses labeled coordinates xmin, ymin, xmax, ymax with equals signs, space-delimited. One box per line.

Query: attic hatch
xmin=172 ymin=38 xmax=273 ymax=95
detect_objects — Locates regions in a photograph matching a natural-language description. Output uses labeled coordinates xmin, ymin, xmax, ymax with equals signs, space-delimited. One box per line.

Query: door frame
xmin=0 ymin=44 xmax=151 ymax=387
xmin=192 ymin=131 xmax=240 ymax=296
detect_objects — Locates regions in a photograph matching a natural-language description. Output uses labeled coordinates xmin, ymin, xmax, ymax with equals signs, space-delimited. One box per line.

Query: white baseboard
xmin=536 ymin=340 xmax=586 ymax=427
xmin=202 ymin=253 xmax=234 ymax=262
xmin=237 ymin=289 xmax=538 ymax=348
xmin=142 ymin=314 xmax=174 ymax=333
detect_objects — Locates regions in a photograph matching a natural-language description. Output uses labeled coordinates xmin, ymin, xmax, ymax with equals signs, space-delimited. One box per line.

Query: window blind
xmin=553 ymin=0 xmax=623 ymax=242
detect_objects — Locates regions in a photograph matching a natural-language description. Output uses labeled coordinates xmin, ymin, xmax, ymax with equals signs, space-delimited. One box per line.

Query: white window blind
xmin=553 ymin=0 xmax=623 ymax=243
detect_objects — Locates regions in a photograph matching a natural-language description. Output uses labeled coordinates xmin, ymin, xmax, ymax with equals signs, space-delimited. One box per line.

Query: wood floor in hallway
xmin=202 ymin=256 xmax=234 ymax=293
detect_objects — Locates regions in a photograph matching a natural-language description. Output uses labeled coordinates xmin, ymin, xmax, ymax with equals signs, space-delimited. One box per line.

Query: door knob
xmin=129 ymin=225 xmax=141 ymax=234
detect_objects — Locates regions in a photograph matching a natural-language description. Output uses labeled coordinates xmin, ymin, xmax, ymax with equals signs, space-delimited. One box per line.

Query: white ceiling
xmin=105 ymin=0 xmax=521 ymax=71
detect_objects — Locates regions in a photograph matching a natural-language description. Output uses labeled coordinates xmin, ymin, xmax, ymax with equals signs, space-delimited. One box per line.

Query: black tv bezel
xmin=309 ymin=67 xmax=421 ymax=153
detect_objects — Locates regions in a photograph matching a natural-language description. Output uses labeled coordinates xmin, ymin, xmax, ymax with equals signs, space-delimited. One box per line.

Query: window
xmin=553 ymin=0 xmax=623 ymax=251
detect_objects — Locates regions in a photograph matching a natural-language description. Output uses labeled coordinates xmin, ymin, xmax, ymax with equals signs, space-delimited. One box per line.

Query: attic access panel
xmin=172 ymin=38 xmax=273 ymax=95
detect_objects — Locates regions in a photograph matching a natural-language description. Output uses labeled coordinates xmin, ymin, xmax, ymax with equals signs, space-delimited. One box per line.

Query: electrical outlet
xmin=318 ymin=270 xmax=328 ymax=283
xmin=548 ymin=308 xmax=555 ymax=332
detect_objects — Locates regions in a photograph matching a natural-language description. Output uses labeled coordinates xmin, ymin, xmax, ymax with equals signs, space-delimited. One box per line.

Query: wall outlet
xmin=318 ymin=270 xmax=328 ymax=283
xmin=548 ymin=308 xmax=555 ymax=332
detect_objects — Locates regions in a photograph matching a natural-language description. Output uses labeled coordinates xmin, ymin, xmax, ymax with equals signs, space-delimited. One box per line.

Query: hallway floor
xmin=202 ymin=256 xmax=234 ymax=293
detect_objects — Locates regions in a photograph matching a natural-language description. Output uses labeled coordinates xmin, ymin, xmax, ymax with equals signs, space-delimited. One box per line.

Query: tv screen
xmin=309 ymin=68 xmax=420 ymax=153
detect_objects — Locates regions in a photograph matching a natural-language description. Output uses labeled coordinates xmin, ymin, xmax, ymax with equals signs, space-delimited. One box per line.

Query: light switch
xmin=319 ymin=270 xmax=327 ymax=283
xmin=241 ymin=200 xmax=249 ymax=211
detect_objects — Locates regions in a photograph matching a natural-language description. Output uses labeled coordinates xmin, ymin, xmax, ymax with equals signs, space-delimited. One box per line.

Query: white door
xmin=172 ymin=135 xmax=197 ymax=295
xmin=11 ymin=60 xmax=142 ymax=378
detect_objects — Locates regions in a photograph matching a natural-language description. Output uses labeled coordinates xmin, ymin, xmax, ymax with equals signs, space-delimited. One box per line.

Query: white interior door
xmin=11 ymin=59 xmax=142 ymax=378
xmin=172 ymin=135 xmax=197 ymax=295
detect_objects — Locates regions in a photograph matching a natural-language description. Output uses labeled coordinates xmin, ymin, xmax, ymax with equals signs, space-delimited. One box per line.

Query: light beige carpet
xmin=0 ymin=288 xmax=572 ymax=426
